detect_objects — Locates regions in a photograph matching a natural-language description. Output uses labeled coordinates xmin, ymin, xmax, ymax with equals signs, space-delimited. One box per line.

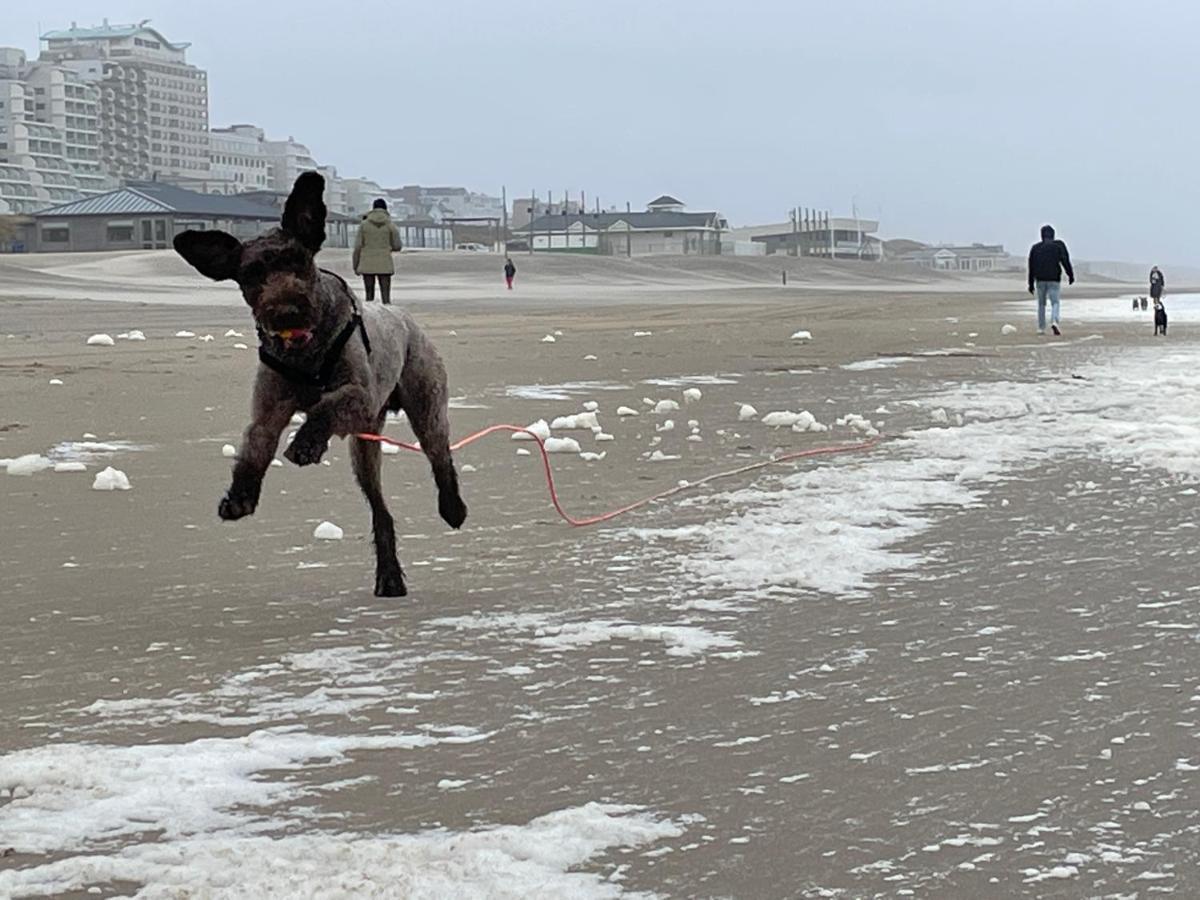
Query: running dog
xmin=173 ymin=171 xmax=467 ymax=597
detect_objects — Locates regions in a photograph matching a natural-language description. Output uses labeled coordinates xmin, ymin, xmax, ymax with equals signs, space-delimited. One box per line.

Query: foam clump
xmin=737 ymin=403 xmax=758 ymax=421
xmin=54 ymin=461 xmax=88 ymax=473
xmin=836 ymin=413 xmax=879 ymax=437
xmin=761 ymin=411 xmax=803 ymax=428
xmin=594 ymin=432 xmax=615 ymax=442
xmin=654 ymin=399 xmax=680 ymax=414
xmin=683 ymin=388 xmax=702 ymax=403
xmin=92 ymin=466 xmax=131 ymax=491
xmin=582 ymin=401 xmax=600 ymax=412
xmin=541 ymin=334 xmax=557 ymax=343
xmin=117 ymin=330 xmax=147 ymax=341
xmin=656 ymin=420 xmax=675 ymax=433
xmin=648 ymin=450 xmax=681 ymax=462
xmin=580 ymin=451 xmax=607 ymax=462
xmin=544 ymin=437 xmax=581 ymax=454
xmin=313 ymin=521 xmax=344 ymax=540
xmin=616 ymin=406 xmax=639 ymax=417
xmin=233 ymin=343 xmax=248 ymax=350
xmin=791 ymin=330 xmax=813 ymax=341
xmin=550 ymin=412 xmax=599 ymax=431
xmin=381 ymin=443 xmax=400 ymax=456
xmin=461 ymin=464 xmax=477 ymax=473
xmin=49 ymin=378 xmax=64 ymax=385
xmin=86 ymin=334 xmax=115 ymax=347
xmin=221 ymin=444 xmax=237 ymax=458
xmin=633 ymin=330 xmax=653 ymax=337
xmin=224 ymin=329 xmax=243 ymax=338
xmin=511 ymin=419 xmax=552 ymax=441
xmin=175 ymin=330 xmax=196 ymax=338
xmin=516 ymin=447 xmax=532 ymax=456
xmin=930 ymin=408 xmax=950 ymax=425
xmin=1001 ymin=323 xmax=1018 ymax=335
xmin=6 ymin=454 xmax=53 ymax=476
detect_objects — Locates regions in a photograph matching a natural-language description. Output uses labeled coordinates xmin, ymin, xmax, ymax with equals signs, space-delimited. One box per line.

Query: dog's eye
xmin=240 ymin=262 xmax=266 ymax=283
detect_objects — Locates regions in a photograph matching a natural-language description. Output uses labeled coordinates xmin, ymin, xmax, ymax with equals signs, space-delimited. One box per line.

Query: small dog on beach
xmin=173 ymin=171 xmax=467 ymax=597
xmin=1154 ymin=299 xmax=1168 ymax=335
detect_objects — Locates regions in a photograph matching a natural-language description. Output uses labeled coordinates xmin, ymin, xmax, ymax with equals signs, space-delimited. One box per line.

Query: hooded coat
xmin=354 ymin=208 xmax=403 ymax=275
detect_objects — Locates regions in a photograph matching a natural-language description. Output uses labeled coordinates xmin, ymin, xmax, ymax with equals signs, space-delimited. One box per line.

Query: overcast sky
xmin=9 ymin=0 xmax=1199 ymax=264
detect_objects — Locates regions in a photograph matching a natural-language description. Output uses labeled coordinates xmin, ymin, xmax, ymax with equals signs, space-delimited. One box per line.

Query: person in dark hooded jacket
xmin=353 ymin=199 xmax=402 ymax=303
xmin=1027 ymin=224 xmax=1074 ymax=336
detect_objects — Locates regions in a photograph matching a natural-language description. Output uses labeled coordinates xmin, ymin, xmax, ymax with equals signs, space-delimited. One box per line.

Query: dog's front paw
xmin=218 ymin=489 xmax=257 ymax=521
xmin=284 ymin=427 xmax=328 ymax=467
xmin=439 ymin=490 xmax=468 ymax=530
xmin=375 ymin=566 xmax=408 ymax=598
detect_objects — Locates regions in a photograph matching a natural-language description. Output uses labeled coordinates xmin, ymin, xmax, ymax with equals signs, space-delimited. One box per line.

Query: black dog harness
xmin=256 ymin=269 xmax=372 ymax=390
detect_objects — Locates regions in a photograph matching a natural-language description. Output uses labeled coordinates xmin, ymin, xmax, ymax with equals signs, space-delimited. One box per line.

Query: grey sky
xmin=9 ymin=0 xmax=1199 ymax=264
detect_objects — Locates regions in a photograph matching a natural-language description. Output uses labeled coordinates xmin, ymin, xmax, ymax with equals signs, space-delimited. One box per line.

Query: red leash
xmin=356 ymin=425 xmax=880 ymax=527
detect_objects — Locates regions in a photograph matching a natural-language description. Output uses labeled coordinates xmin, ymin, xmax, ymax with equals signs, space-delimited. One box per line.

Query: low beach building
xmin=514 ymin=195 xmax=727 ymax=255
xmin=736 ymin=217 xmax=883 ymax=260
xmin=899 ymin=243 xmax=1008 ymax=272
xmin=26 ymin=180 xmax=355 ymax=251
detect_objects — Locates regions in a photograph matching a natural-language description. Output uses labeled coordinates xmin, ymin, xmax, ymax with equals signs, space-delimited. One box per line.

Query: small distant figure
xmin=353 ymin=198 xmax=403 ymax=304
xmin=1150 ymin=266 xmax=1165 ymax=303
xmin=1154 ymin=298 xmax=1168 ymax=335
xmin=504 ymin=257 xmax=517 ymax=290
xmin=1027 ymin=224 xmax=1075 ymax=336
xmin=1141 ymin=296 xmax=1148 ymax=311
xmin=1132 ymin=296 xmax=1140 ymax=311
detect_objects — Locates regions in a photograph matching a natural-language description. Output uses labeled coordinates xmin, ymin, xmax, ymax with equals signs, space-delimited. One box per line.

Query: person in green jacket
xmin=353 ymin=199 xmax=403 ymax=303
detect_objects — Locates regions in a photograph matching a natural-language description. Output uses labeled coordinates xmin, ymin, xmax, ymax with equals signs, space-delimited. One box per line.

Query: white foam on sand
xmin=506 ymin=381 xmax=629 ymax=401
xmin=313 ymin=521 xmax=344 ymax=540
xmin=532 ymin=621 xmax=738 ymax=657
xmin=0 ymin=803 xmax=681 ymax=899
xmin=627 ymin=342 xmax=1200 ymax=599
xmin=511 ymin=419 xmax=552 ymax=441
xmin=86 ymin=333 xmax=115 ymax=346
xmin=544 ymin=437 xmax=582 ymax=454
xmin=0 ymin=727 xmax=679 ymax=900
xmin=1025 ymin=292 xmax=1200 ymax=323
xmin=5 ymin=454 xmax=54 ymax=476
xmin=91 ymin=466 xmax=131 ymax=491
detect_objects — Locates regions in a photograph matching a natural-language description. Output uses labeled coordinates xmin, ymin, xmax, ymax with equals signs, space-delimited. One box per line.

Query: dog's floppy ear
xmin=281 ymin=171 xmax=327 ymax=252
xmin=173 ymin=230 xmax=243 ymax=281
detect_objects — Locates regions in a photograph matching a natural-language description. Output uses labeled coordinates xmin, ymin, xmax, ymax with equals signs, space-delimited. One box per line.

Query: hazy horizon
xmin=7 ymin=0 xmax=1199 ymax=267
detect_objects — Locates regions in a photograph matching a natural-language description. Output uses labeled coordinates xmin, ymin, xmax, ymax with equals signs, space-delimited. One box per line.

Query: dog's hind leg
xmin=351 ymin=421 xmax=407 ymax=597
xmin=400 ymin=364 xmax=467 ymax=530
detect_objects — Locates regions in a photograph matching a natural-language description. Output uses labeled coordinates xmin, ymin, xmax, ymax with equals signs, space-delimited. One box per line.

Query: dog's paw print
xmin=284 ymin=430 xmax=328 ymax=467
xmin=219 ymin=491 xmax=257 ymax=521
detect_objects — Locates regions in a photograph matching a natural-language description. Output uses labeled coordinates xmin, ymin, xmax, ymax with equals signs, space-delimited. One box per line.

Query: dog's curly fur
xmin=174 ymin=171 xmax=466 ymax=597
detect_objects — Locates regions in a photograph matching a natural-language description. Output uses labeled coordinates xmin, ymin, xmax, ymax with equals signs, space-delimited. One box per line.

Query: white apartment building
xmin=0 ymin=47 xmax=108 ymax=214
xmin=343 ymin=176 xmax=386 ymax=217
xmin=208 ymin=124 xmax=270 ymax=195
xmin=261 ymin=136 xmax=320 ymax=194
xmin=39 ymin=20 xmax=209 ymax=182
xmin=318 ymin=165 xmax=349 ymax=217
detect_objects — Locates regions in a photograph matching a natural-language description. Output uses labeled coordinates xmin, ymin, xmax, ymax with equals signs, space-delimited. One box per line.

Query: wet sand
xmin=3 ymin=252 xmax=1197 ymax=897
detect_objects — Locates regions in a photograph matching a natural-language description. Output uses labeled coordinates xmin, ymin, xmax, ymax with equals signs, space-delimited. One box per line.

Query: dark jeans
xmin=362 ymin=273 xmax=392 ymax=304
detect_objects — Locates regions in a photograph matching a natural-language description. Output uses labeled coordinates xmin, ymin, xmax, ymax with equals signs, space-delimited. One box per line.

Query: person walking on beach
xmin=1027 ymin=224 xmax=1075 ymax=336
xmin=353 ymin=199 xmax=402 ymax=303
xmin=504 ymin=257 xmax=517 ymax=290
xmin=1150 ymin=266 xmax=1165 ymax=304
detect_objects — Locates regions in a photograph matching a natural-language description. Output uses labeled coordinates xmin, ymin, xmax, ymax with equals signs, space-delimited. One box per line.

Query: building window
xmin=106 ymin=224 xmax=135 ymax=243
xmin=41 ymin=226 xmax=70 ymax=244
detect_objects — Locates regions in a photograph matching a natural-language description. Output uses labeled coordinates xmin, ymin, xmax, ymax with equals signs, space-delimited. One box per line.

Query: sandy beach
xmin=2 ymin=250 xmax=1198 ymax=897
